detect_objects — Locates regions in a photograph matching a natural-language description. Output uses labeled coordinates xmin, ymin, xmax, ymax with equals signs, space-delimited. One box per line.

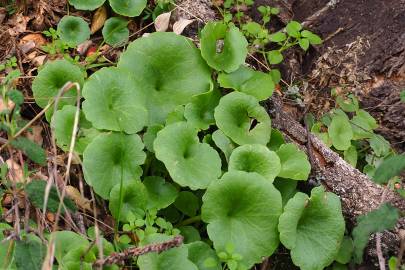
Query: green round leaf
xmin=51 ymin=231 xmax=89 ymax=263
xmin=186 ymin=241 xmax=221 ymax=270
xmin=68 ymin=0 xmax=105 ymax=10
xmin=286 ymin=21 xmax=302 ymax=38
xmin=276 ymin=143 xmax=311 ymax=180
xmin=102 ymin=17 xmax=129 ymax=47
xmin=62 ymin=246 xmax=95 ymax=270
xmin=214 ymin=92 xmax=271 ymax=145
xmin=328 ymin=114 xmax=353 ymax=150
xmin=109 ymin=181 xmax=148 ymax=222
xmin=201 ymin=171 xmax=282 ymax=268
xmin=154 ymin=122 xmax=222 ymax=190
xmin=138 ymin=234 xmax=198 ymax=270
xmin=174 ymin=191 xmax=200 ymax=217
xmin=82 ymin=67 xmax=147 ymax=134
xmin=269 ymin=31 xmax=287 ymax=42
xmin=267 ymin=50 xmax=283 ymax=65
xmin=51 ymin=105 xmax=97 ymax=154
xmin=278 ymin=186 xmax=345 ymax=270
xmin=109 ymin=0 xmax=147 ymax=17
xmin=298 ymin=38 xmax=309 ymax=51
xmin=229 ymin=144 xmax=281 ymax=182
xmin=83 ymin=132 xmax=145 ymax=198
xmin=32 ymin=59 xmax=84 ymax=109
xmin=218 ymin=66 xmax=275 ymax=101
xmin=118 ymin=32 xmax=212 ymax=125
xmin=184 ymin=88 xmax=221 ymax=130
xmin=58 ymin=16 xmax=91 ymax=46
xmin=301 ymin=30 xmax=322 ymax=45
xmin=200 ymin=22 xmax=248 ymax=72
xmin=143 ymin=176 xmax=178 ymax=210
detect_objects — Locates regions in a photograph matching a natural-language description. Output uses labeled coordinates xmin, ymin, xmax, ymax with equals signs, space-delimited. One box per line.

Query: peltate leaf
xmin=276 ymin=143 xmax=311 ymax=180
xmin=118 ymin=32 xmax=212 ymax=125
xmin=202 ymin=171 xmax=282 ymax=268
xmin=214 ymin=92 xmax=271 ymax=145
xmin=83 ymin=132 xmax=145 ymax=198
xmin=229 ymin=144 xmax=281 ymax=182
xmin=154 ymin=122 xmax=221 ymax=190
xmin=184 ymin=88 xmax=221 ymax=130
xmin=217 ymin=65 xmax=275 ymax=101
xmin=278 ymin=186 xmax=345 ymax=270
xmin=68 ymin=0 xmax=105 ymax=10
xmin=143 ymin=176 xmax=178 ymax=210
xmin=51 ymin=105 xmax=97 ymax=154
xmin=328 ymin=114 xmax=353 ymax=151
xmin=200 ymin=22 xmax=248 ymax=73
xmin=32 ymin=59 xmax=84 ymax=110
xmin=138 ymin=234 xmax=198 ymax=270
xmin=109 ymin=181 xmax=148 ymax=222
xmin=58 ymin=16 xmax=91 ymax=46
xmin=82 ymin=67 xmax=148 ymax=134
xmin=109 ymin=0 xmax=147 ymax=17
xmin=102 ymin=17 xmax=129 ymax=47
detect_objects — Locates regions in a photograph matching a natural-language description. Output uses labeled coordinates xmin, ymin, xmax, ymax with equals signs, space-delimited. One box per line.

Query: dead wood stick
xmin=93 ymin=235 xmax=184 ymax=267
xmin=267 ymin=94 xmax=405 ymax=259
xmin=267 ymin=95 xmax=405 ymax=218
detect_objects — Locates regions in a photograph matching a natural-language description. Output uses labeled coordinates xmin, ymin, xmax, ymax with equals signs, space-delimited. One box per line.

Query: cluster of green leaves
xmin=44 ymin=15 xmax=129 ymax=52
xmin=309 ymin=91 xmax=405 ymax=267
xmin=310 ymin=92 xmax=393 ymax=177
xmin=25 ymin=18 xmax=350 ymax=268
xmin=0 ymin=56 xmax=17 ymax=72
xmin=215 ymin=1 xmax=321 ymax=76
xmin=68 ymin=0 xmax=146 ymax=17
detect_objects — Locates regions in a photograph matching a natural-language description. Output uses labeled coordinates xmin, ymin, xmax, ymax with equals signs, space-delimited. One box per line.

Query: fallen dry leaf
xmin=2 ymin=193 xmax=12 ymax=206
xmin=173 ymin=18 xmax=194 ymax=35
xmin=65 ymin=185 xmax=92 ymax=211
xmin=154 ymin=12 xmax=171 ymax=32
xmin=46 ymin=212 xmax=55 ymax=223
xmin=26 ymin=125 xmax=43 ymax=145
xmin=8 ymin=13 xmax=30 ymax=36
xmin=32 ymin=55 xmax=47 ymax=67
xmin=91 ymin=5 xmax=107 ymax=34
xmin=21 ymin=33 xmax=47 ymax=47
xmin=6 ymin=159 xmax=24 ymax=183
xmin=0 ymin=97 xmax=15 ymax=112
xmin=18 ymin=41 xmax=36 ymax=54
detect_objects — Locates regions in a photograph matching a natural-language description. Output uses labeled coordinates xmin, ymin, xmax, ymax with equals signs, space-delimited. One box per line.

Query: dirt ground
xmin=254 ymin=0 xmax=405 ymax=152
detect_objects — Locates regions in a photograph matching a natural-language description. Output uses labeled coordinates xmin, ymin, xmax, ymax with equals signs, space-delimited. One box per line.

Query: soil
xmin=253 ymin=0 xmax=405 ymax=152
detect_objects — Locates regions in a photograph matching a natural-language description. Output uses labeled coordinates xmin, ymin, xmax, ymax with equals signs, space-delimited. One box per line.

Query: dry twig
xmin=93 ymin=235 xmax=184 ymax=267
